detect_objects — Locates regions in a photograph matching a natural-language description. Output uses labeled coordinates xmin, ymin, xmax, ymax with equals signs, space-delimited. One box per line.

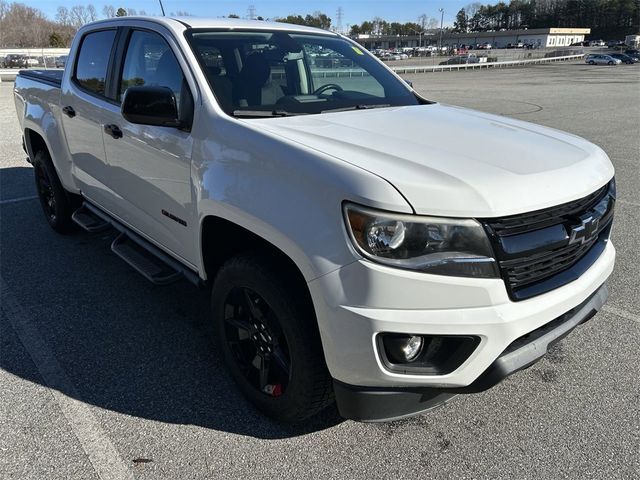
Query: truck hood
xmin=253 ymin=104 xmax=614 ymax=217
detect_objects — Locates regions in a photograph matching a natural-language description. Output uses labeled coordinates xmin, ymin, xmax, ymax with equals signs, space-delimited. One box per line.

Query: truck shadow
xmin=0 ymin=166 xmax=343 ymax=439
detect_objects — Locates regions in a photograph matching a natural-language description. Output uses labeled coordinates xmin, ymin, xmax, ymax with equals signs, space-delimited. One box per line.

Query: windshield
xmin=186 ymin=29 xmax=421 ymax=116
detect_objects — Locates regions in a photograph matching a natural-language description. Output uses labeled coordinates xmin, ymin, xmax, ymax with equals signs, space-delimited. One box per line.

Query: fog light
xmin=378 ymin=334 xmax=481 ymax=375
xmin=383 ymin=334 xmax=424 ymax=363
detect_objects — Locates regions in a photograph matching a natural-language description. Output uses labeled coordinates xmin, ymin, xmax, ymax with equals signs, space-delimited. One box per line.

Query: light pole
xmin=438 ymin=8 xmax=444 ymax=52
xmin=410 ymin=28 xmax=423 ymax=48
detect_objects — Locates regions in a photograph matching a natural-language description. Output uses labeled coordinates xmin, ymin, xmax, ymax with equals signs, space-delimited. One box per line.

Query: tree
xmin=276 ymin=12 xmax=331 ymax=29
xmin=49 ymin=31 xmax=65 ymax=47
xmin=276 ymin=14 xmax=306 ymax=25
xmin=102 ymin=5 xmax=115 ymax=17
xmin=115 ymin=7 xmax=127 ymax=17
xmin=55 ymin=6 xmax=69 ymax=26
xmin=305 ymin=11 xmax=331 ymax=30
xmin=228 ymin=13 xmax=240 ymax=18
xmin=87 ymin=4 xmax=97 ymax=22
xmin=69 ymin=5 xmax=96 ymax=28
xmin=454 ymin=8 xmax=468 ymax=32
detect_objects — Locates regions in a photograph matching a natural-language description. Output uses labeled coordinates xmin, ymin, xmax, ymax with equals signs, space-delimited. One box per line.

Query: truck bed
xmin=18 ymin=69 xmax=63 ymax=87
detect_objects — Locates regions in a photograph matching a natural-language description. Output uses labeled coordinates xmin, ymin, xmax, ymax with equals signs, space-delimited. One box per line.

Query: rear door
xmin=99 ymin=27 xmax=197 ymax=266
xmin=61 ymin=28 xmax=118 ymax=209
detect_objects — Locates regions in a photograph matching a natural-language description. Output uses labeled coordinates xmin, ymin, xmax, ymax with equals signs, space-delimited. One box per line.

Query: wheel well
xmin=201 ymin=216 xmax=310 ymax=293
xmin=24 ymin=129 xmax=48 ymax=159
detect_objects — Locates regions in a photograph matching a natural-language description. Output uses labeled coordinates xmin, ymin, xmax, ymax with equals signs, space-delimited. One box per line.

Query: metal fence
xmin=391 ymin=54 xmax=585 ymax=74
xmin=1 ymin=51 xmax=586 ymax=83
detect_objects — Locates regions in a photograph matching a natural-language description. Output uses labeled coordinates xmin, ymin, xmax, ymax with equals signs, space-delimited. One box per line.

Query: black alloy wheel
xmin=32 ymin=150 xmax=78 ymax=233
xmin=211 ymin=253 xmax=333 ymax=422
xmin=222 ymin=286 xmax=291 ymax=397
xmin=35 ymin=160 xmax=57 ymax=223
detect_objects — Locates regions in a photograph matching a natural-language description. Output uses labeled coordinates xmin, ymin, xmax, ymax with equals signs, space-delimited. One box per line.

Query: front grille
xmin=482 ymin=180 xmax=615 ymax=301
xmin=488 ymin=185 xmax=608 ymax=236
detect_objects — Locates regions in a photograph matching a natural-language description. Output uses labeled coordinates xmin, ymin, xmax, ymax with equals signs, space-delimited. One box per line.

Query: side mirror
xmin=121 ymin=86 xmax=181 ymax=128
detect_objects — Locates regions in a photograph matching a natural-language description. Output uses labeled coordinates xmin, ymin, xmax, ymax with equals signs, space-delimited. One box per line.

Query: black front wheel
xmin=33 ymin=150 xmax=78 ymax=234
xmin=211 ymin=253 xmax=333 ymax=422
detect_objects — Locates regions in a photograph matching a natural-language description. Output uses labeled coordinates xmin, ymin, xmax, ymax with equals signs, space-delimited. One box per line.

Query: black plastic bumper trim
xmin=334 ymin=283 xmax=609 ymax=422
xmin=333 ymin=380 xmax=456 ymax=423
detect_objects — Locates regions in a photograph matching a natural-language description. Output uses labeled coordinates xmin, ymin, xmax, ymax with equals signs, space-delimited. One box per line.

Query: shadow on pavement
xmin=0 ymin=166 xmax=343 ymax=439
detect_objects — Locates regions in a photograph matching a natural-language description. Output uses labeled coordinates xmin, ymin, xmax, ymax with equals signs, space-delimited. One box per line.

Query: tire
xmin=608 ymin=61 xmax=614 ymax=65
xmin=211 ymin=252 xmax=333 ymax=423
xmin=588 ymin=61 xmax=595 ymax=65
xmin=33 ymin=150 xmax=79 ymax=234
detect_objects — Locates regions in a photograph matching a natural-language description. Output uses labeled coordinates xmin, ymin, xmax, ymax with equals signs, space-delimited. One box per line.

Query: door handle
xmin=62 ymin=106 xmax=75 ymax=118
xmin=104 ymin=124 xmax=123 ymax=139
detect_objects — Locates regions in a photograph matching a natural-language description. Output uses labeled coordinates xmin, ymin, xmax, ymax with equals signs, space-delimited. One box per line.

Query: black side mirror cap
xmin=121 ymin=86 xmax=182 ymax=128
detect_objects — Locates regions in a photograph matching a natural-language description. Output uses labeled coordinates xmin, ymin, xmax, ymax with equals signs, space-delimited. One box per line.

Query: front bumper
xmin=307 ymin=241 xmax=615 ymax=419
xmin=334 ymin=285 xmax=609 ymax=422
xmin=333 ymin=281 xmax=608 ymax=422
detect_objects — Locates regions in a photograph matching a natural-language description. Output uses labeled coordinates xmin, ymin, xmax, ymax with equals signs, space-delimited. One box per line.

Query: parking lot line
xmin=0 ymin=278 xmax=135 ymax=480
xmin=603 ymin=305 xmax=640 ymax=324
xmin=0 ymin=195 xmax=38 ymax=205
xmin=617 ymin=198 xmax=640 ymax=208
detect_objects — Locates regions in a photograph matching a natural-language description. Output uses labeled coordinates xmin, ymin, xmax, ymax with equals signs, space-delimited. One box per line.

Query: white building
xmin=355 ymin=28 xmax=591 ymax=50
xmin=439 ymin=28 xmax=591 ymax=49
xmin=625 ymin=34 xmax=640 ymax=48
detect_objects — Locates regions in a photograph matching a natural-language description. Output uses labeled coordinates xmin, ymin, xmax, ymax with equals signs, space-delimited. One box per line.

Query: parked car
xmin=14 ymin=17 xmax=616 ymax=423
xmin=3 ymin=54 xmax=28 ymax=68
xmin=0 ymin=55 xmax=5 ymax=68
xmin=439 ymin=54 xmax=480 ymax=65
xmin=55 ymin=55 xmax=68 ymax=68
xmin=26 ymin=57 xmax=40 ymax=67
xmin=585 ymin=54 xmax=622 ymax=65
xmin=624 ymin=49 xmax=640 ymax=60
xmin=609 ymin=53 xmax=638 ymax=64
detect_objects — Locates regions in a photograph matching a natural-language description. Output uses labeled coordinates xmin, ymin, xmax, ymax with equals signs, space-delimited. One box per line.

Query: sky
xmin=27 ymin=0 xmax=469 ymax=29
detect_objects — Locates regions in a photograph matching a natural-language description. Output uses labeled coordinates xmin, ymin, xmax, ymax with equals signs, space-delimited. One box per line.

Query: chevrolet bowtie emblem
xmin=568 ymin=214 xmax=600 ymax=245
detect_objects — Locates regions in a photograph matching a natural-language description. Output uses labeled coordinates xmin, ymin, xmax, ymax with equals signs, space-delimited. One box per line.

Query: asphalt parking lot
xmin=1 ymin=62 xmax=639 ymax=480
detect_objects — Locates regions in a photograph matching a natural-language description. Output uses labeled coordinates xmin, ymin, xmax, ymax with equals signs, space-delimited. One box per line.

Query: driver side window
xmin=119 ymin=30 xmax=192 ymax=122
xmin=302 ymin=44 xmax=385 ymax=97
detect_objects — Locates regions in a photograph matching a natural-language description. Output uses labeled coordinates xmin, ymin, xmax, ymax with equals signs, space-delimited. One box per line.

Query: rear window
xmin=74 ymin=30 xmax=116 ymax=96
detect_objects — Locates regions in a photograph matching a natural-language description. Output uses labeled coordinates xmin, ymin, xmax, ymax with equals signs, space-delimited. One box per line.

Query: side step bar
xmin=72 ymin=204 xmax=111 ymax=232
xmin=73 ymin=202 xmax=201 ymax=287
xmin=111 ymin=233 xmax=184 ymax=285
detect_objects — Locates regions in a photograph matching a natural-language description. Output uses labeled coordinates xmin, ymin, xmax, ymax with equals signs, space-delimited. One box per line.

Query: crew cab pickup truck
xmin=14 ymin=17 xmax=616 ymax=423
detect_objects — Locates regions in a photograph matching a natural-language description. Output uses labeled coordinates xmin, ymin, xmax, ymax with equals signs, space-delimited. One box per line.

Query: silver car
xmin=585 ymin=54 xmax=622 ymax=65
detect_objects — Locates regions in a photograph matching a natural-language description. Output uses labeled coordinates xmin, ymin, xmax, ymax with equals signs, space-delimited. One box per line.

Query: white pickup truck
xmin=14 ymin=17 xmax=616 ymax=423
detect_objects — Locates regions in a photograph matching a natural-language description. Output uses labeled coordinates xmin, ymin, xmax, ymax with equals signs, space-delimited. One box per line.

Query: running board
xmin=77 ymin=202 xmax=201 ymax=287
xmin=111 ymin=232 xmax=183 ymax=285
xmin=72 ymin=205 xmax=111 ymax=232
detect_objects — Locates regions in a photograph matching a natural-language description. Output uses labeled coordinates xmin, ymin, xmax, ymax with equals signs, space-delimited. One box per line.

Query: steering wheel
xmin=313 ymin=83 xmax=344 ymax=95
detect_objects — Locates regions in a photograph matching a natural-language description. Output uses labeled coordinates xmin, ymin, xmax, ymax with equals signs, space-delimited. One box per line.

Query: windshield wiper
xmin=321 ymin=104 xmax=391 ymax=114
xmin=232 ymin=109 xmax=304 ymax=118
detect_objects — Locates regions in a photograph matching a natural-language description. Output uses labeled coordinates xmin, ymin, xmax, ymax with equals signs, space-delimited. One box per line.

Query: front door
xmin=100 ymin=28 xmax=196 ymax=266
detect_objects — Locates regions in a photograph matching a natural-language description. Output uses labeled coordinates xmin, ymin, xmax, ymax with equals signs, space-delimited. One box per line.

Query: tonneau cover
xmin=18 ymin=69 xmax=63 ymax=87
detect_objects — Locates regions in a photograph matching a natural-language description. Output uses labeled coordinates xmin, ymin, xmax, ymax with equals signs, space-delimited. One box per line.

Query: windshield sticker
xmin=351 ymin=46 xmax=364 ymax=55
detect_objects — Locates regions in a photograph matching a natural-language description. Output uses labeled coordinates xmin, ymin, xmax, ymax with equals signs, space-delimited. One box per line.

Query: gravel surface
xmin=1 ymin=62 xmax=639 ymax=480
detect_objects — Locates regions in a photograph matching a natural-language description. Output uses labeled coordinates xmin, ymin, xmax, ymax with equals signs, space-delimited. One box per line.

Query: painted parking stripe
xmin=0 ymin=278 xmax=134 ymax=480
xmin=603 ymin=305 xmax=640 ymax=324
xmin=0 ymin=195 xmax=38 ymax=205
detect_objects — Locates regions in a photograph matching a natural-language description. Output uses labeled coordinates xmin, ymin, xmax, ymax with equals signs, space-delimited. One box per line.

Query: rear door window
xmin=74 ymin=30 xmax=116 ymax=96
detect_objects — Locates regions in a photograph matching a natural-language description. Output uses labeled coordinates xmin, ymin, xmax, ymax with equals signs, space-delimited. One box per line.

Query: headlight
xmin=343 ymin=203 xmax=498 ymax=278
